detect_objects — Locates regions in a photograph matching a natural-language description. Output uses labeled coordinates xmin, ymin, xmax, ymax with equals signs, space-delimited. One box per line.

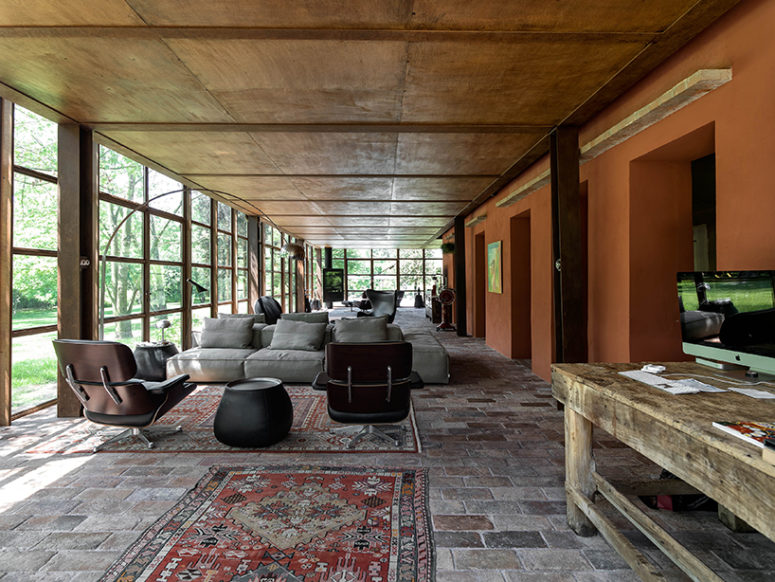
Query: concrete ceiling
xmin=0 ymin=0 xmax=739 ymax=247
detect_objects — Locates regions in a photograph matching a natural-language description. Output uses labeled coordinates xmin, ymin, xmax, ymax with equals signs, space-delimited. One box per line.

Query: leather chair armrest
xmin=142 ymin=373 xmax=191 ymax=394
xmin=312 ymin=371 xmax=329 ymax=391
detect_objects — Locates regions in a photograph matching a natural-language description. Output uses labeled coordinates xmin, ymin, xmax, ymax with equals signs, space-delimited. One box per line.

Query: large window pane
xmin=191 ymin=266 xmax=211 ymax=305
xmin=103 ymin=261 xmax=143 ymax=318
xmin=332 ymin=259 xmax=345 ymax=270
xmin=150 ymin=215 xmax=182 ymax=262
xmin=150 ymin=264 xmax=182 ymax=312
xmin=264 ymin=247 xmax=272 ymax=274
xmin=12 ymin=255 xmax=57 ymax=330
xmin=372 ymin=248 xmax=395 ymax=258
xmin=272 ymin=228 xmax=281 ymax=247
xmin=192 ymin=307 xmax=211 ymax=331
xmin=238 ymin=237 xmax=248 ymax=270
xmin=400 ymin=259 xmax=423 ymax=277
xmin=400 ymin=249 xmax=423 ymax=259
xmin=346 ymin=259 xmax=370 ymax=275
xmin=218 ymin=268 xmax=233 ymax=302
xmin=238 ymin=300 xmax=249 ymax=314
xmin=374 ymin=276 xmax=397 ymax=291
xmin=218 ymin=233 xmax=232 ymax=266
xmin=103 ymin=317 xmax=143 ymax=345
xmin=192 ymin=225 xmax=211 ymax=264
xmin=374 ymin=260 xmax=396 ymax=275
xmin=100 ymin=201 xmax=143 ymax=258
xmin=14 ymin=106 xmax=57 ymax=177
xmin=13 ymin=175 xmax=57 ymax=250
xmin=347 ymin=249 xmax=370 ymax=258
xmin=12 ymin=331 xmax=57 ymax=415
xmin=192 ymin=191 xmax=211 ymax=225
xmin=238 ymin=269 xmax=248 ymax=300
xmin=425 ymin=248 xmax=442 ymax=259
xmin=272 ymin=272 xmax=282 ymax=297
xmin=332 ymin=248 xmax=345 ymax=258
xmin=425 ymin=259 xmax=443 ymax=275
xmin=237 ymin=213 xmax=248 ymax=237
xmin=218 ymin=202 xmax=232 ymax=232
xmin=401 ymin=276 xmax=423 ymax=292
xmin=99 ymin=147 xmax=144 ymax=202
xmin=151 ymin=313 xmax=182 ymax=346
xmin=347 ymin=275 xmax=370 ymax=294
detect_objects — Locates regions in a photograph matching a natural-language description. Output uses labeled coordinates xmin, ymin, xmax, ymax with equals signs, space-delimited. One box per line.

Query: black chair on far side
xmin=356 ymin=289 xmax=398 ymax=323
xmin=52 ymin=339 xmax=195 ymax=452
xmin=253 ymin=295 xmax=283 ymax=324
xmin=325 ymin=341 xmax=413 ymax=448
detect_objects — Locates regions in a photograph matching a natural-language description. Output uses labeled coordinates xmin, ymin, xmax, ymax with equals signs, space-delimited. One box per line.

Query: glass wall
xmin=262 ymin=222 xmax=300 ymax=312
xmin=334 ymin=248 xmax=442 ymax=306
xmin=10 ymin=106 xmax=59 ymax=416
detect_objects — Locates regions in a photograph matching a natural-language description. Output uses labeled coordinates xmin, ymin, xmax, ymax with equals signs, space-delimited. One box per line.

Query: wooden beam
xmin=453 ymin=216 xmax=467 ymax=337
xmin=90 ymin=122 xmax=549 ymax=133
xmin=464 ymin=215 xmax=487 ymax=228
xmin=0 ymin=99 xmax=12 ymax=426
xmin=550 ymin=126 xmax=585 ymax=363
xmin=247 ymin=216 xmax=260 ymax=310
xmin=581 ymin=69 xmax=732 ymax=160
xmin=496 ymin=169 xmax=550 ymax=208
xmin=0 ymin=26 xmax=658 ymax=43
xmin=79 ymin=128 xmax=98 ymax=340
xmin=181 ymin=186 xmax=193 ymax=349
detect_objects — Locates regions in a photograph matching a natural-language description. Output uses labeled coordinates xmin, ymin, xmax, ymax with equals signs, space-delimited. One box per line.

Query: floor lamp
xmin=99 ymin=188 xmax=185 ymax=340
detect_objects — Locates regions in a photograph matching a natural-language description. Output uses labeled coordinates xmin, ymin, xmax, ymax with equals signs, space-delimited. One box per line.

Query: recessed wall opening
xmin=474 ymin=232 xmax=487 ymax=338
xmin=510 ymin=212 xmax=531 ymax=359
xmin=691 ymin=153 xmax=717 ymax=271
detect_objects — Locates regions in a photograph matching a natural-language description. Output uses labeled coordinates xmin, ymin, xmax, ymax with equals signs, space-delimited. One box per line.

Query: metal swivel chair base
xmin=331 ymin=424 xmax=406 ymax=448
xmin=91 ymin=425 xmax=183 ymax=452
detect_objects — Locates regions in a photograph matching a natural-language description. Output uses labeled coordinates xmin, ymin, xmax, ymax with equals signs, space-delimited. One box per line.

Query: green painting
xmin=487 ymin=241 xmax=502 ymax=294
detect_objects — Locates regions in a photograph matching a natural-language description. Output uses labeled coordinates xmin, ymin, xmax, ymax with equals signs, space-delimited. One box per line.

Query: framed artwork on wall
xmin=487 ymin=241 xmax=502 ymax=294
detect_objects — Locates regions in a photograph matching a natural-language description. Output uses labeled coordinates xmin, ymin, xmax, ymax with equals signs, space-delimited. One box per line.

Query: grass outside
xmin=11 ymin=331 xmax=57 ymax=414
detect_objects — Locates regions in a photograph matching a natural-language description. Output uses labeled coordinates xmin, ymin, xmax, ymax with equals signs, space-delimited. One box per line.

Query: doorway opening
xmin=473 ymin=232 xmax=487 ymax=337
xmin=510 ymin=213 xmax=531 ymax=359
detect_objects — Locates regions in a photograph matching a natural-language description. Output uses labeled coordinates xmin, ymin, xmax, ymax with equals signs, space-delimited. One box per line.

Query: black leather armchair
xmin=253 ymin=295 xmax=283 ymax=324
xmin=356 ymin=289 xmax=398 ymax=323
xmin=52 ymin=339 xmax=195 ymax=452
xmin=325 ymin=341 xmax=413 ymax=448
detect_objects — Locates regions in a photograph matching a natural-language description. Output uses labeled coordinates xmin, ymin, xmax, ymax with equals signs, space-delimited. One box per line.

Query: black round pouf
xmin=213 ymin=378 xmax=293 ymax=447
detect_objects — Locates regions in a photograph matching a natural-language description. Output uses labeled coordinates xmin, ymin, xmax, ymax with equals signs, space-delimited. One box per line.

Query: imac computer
xmin=677 ymin=270 xmax=775 ymax=377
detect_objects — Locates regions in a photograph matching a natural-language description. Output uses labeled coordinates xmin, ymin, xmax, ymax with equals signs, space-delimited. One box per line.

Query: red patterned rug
xmin=101 ymin=465 xmax=433 ymax=582
xmin=28 ymin=385 xmax=420 ymax=454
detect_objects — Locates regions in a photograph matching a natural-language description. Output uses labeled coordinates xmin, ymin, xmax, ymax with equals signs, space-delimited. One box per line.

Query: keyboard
xmin=618 ymin=370 xmax=700 ymax=394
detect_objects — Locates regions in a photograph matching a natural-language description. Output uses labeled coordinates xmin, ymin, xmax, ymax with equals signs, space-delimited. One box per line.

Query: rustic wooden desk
xmin=552 ymin=362 xmax=775 ymax=581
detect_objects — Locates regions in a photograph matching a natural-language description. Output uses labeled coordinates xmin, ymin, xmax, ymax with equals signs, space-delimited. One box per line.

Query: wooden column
xmin=0 ymin=100 xmax=12 ymax=426
xmin=550 ymin=126 xmax=585 ymax=363
xmin=295 ymin=239 xmax=306 ymax=312
xmin=454 ymin=216 xmax=467 ymax=336
xmin=181 ymin=187 xmax=193 ymax=349
xmin=247 ymin=216 xmax=261 ymax=310
xmin=56 ymin=124 xmax=96 ymax=417
xmin=209 ymin=200 xmax=218 ymax=317
xmin=323 ymin=246 xmax=333 ymax=309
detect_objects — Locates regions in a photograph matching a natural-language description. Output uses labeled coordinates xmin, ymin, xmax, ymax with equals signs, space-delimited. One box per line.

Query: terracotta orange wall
xmin=459 ymin=0 xmax=775 ymax=381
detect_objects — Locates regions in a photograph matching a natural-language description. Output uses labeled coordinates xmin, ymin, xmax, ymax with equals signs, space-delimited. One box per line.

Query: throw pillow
xmin=218 ymin=312 xmax=266 ymax=325
xmin=333 ymin=316 xmax=388 ymax=343
xmin=281 ymin=311 xmax=330 ymax=324
xmin=200 ymin=317 xmax=254 ymax=349
xmin=269 ymin=319 xmax=327 ymax=351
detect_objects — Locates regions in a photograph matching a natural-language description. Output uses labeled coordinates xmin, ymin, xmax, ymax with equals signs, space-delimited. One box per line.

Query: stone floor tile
xmin=0 ymin=549 xmax=55 ymax=571
xmin=453 ymin=548 xmax=521 ymax=570
xmin=483 ymin=531 xmax=546 ymax=549
xmin=434 ymin=515 xmax=494 ymax=531
xmin=35 ymin=532 xmax=111 ymax=551
xmin=435 ymin=531 xmax=484 ymax=548
xmin=436 ymin=571 xmax=506 ymax=582
xmin=39 ymin=549 xmax=121 ymax=572
xmin=518 ymin=548 xmax=592 ymax=570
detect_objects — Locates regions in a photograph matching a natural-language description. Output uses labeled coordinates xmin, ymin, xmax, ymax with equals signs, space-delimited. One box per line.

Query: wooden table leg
xmin=565 ymin=405 xmax=597 ymax=536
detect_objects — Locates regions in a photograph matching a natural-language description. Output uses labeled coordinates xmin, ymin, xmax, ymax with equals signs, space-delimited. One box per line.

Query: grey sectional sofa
xmin=166 ymin=312 xmax=450 ymax=384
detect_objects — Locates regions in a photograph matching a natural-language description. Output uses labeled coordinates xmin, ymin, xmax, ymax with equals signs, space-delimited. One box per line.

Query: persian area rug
xmin=101 ymin=465 xmax=434 ymax=582
xmin=28 ymin=385 xmax=420 ymax=454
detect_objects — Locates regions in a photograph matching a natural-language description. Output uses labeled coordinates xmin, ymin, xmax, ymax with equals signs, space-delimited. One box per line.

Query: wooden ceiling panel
xmin=0 ymin=38 xmax=232 ymax=123
xmin=396 ymin=133 xmax=541 ymax=175
xmin=401 ymin=41 xmax=646 ymax=124
xmin=389 ymin=216 xmax=450 ymax=227
xmin=168 ymin=39 xmax=407 ymax=122
xmin=0 ymin=0 xmax=144 ymax=25
xmin=311 ymin=201 xmax=393 ymax=216
xmin=102 ymin=131 xmax=277 ymax=174
xmin=389 ymin=201 xmax=466 ymax=215
xmin=292 ymin=177 xmax=394 ymax=201
xmin=127 ymin=0 xmax=411 ymax=27
xmin=327 ymin=216 xmax=390 ymax=227
xmin=271 ymin=215 xmax=334 ymax=227
xmin=252 ymin=132 xmax=398 ymax=174
xmin=254 ymin=201 xmax=325 ymax=215
xmin=392 ymin=177 xmax=493 ymax=201
xmin=190 ymin=176 xmax=301 ymax=201
xmin=409 ymin=0 xmax=697 ymax=33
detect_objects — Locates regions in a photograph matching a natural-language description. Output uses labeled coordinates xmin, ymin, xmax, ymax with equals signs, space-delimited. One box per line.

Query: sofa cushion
xmin=200 ymin=317 xmax=253 ymax=349
xmin=269 ymin=319 xmax=327 ymax=351
xmin=333 ymin=316 xmax=387 ymax=343
xmin=244 ymin=349 xmax=325 ymax=383
xmin=402 ymin=329 xmax=450 ymax=384
xmin=282 ymin=311 xmax=329 ymax=324
xmin=218 ymin=312 xmax=266 ymax=324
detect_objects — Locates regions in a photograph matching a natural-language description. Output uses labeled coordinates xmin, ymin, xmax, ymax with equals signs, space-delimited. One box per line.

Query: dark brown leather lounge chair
xmin=325 ymin=341 xmax=413 ymax=448
xmin=53 ymin=339 xmax=195 ymax=452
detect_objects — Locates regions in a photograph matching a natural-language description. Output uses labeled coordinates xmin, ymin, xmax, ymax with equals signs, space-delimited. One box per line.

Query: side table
xmin=134 ymin=342 xmax=178 ymax=381
xmin=214 ymin=377 xmax=293 ymax=447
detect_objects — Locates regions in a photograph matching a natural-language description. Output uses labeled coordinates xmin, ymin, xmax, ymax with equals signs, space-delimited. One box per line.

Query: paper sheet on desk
xmin=728 ymin=387 xmax=775 ymax=399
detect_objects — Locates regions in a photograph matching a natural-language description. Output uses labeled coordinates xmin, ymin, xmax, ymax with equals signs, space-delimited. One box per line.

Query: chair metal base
xmin=91 ymin=425 xmax=183 ymax=453
xmin=331 ymin=424 xmax=405 ymax=448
